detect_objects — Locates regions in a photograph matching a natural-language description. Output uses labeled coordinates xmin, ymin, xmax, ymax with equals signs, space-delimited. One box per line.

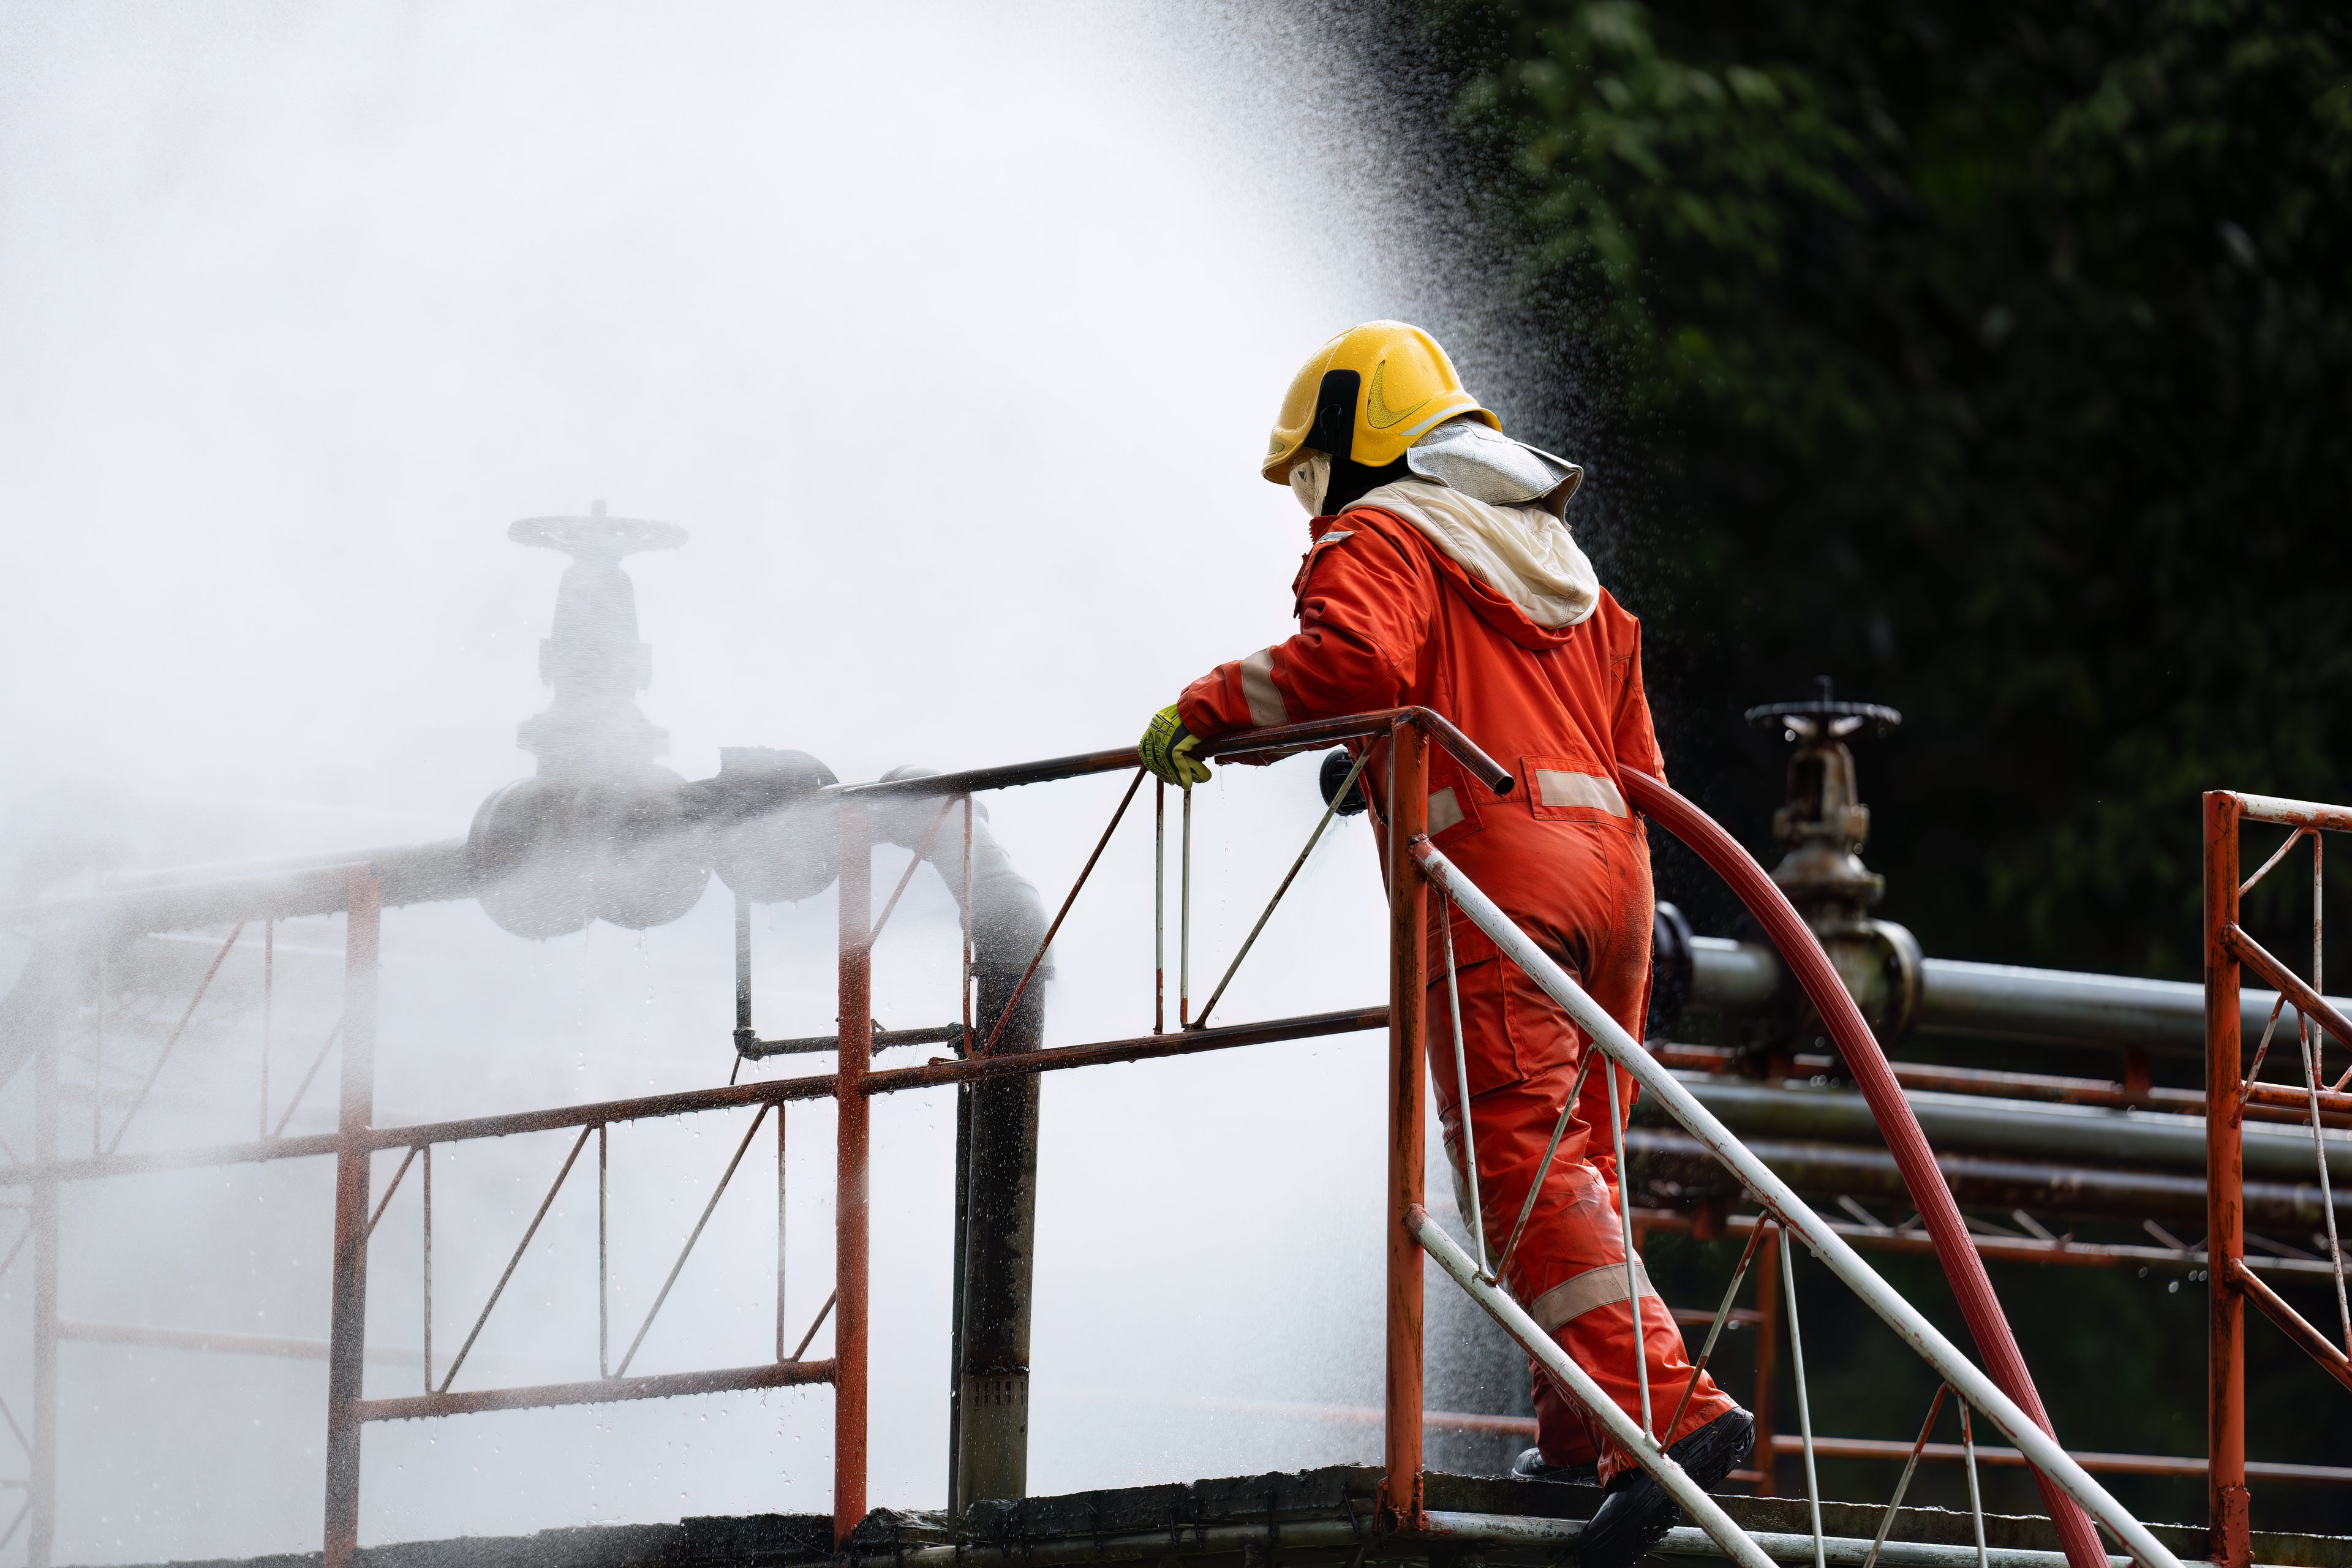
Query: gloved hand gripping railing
xmin=1196 ymin=704 xmax=1515 ymax=791
xmin=1409 ymin=837 xmax=2181 ymax=1568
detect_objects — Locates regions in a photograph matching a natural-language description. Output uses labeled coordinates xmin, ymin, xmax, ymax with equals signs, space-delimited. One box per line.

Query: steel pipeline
xmin=1689 ymin=942 xmax=2349 ymax=1058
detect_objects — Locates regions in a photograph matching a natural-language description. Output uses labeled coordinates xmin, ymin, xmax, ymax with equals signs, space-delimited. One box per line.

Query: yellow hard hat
xmin=1262 ymin=321 xmax=1499 ymax=484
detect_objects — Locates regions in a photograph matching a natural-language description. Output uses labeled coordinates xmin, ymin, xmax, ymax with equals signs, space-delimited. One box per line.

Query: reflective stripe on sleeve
xmin=1528 ymin=1257 xmax=1657 ymax=1333
xmin=1240 ymin=648 xmax=1289 ymax=728
xmin=1535 ymin=769 xmax=1629 ymax=816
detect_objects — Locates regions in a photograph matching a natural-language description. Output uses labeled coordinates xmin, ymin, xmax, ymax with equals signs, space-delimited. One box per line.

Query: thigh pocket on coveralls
xmin=1428 ymin=916 xmax=1582 ymax=1101
xmin=1520 ymin=754 xmax=1630 ymax=824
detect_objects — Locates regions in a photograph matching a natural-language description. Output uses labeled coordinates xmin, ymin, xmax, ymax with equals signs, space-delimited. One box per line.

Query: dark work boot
xmin=1575 ymin=1408 xmax=1754 ymax=1568
xmin=1511 ymin=1446 xmax=1598 ymax=1484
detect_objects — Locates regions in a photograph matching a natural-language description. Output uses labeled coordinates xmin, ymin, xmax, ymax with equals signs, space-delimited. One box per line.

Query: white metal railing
xmin=1414 ymin=842 xmax=2180 ymax=1568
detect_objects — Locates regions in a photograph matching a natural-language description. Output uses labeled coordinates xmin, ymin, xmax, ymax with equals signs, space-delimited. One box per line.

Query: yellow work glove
xmin=1139 ymin=704 xmax=1213 ymax=788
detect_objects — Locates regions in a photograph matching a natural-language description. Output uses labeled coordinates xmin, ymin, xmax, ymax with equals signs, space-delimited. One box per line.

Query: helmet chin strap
xmin=1322 ymin=453 xmax=1411 ymax=515
xmin=1298 ymin=368 xmax=1409 ymax=514
xmin=1289 ymin=448 xmax=1417 ymax=516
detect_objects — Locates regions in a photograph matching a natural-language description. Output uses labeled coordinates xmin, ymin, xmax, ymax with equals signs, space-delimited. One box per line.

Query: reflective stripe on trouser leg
xmin=1532 ymin=1288 xmax=1736 ymax=1479
xmin=1529 ymin=1257 xmax=1659 ymax=1332
xmin=1436 ymin=1068 xmax=1736 ymax=1468
xmin=1442 ymin=1069 xmax=1737 ymax=1469
xmin=1422 ymin=875 xmax=1732 ymax=1472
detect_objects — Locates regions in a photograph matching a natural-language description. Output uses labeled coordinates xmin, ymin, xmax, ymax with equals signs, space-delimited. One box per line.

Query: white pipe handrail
xmin=1411 ymin=843 xmax=2182 ymax=1568
xmin=1414 ymin=1216 xmax=1777 ymax=1568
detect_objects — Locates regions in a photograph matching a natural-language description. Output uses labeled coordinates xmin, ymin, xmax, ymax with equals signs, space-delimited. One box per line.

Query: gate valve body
xmin=469 ymin=505 xmax=710 ymax=938
xmin=1743 ymin=679 xmax=1920 ymax=1058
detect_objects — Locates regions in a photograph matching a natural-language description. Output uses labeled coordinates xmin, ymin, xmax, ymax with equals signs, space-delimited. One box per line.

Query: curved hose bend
xmin=1622 ymin=767 xmax=2107 ymax=1568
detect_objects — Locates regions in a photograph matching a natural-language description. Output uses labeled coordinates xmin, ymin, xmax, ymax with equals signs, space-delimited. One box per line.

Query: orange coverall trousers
xmin=1178 ymin=499 xmax=1735 ymax=1480
xmin=1422 ymin=824 xmax=1726 ymax=1479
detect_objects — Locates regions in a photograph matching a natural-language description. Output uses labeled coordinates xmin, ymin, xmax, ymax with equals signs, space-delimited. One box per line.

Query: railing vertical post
xmin=947 ymin=1079 xmax=970 ymax=1512
xmin=1382 ymin=717 xmax=1429 ymax=1529
xmin=26 ymin=935 xmax=62 ymax=1567
xmin=2204 ymin=791 xmax=2248 ymax=1567
xmin=834 ymin=804 xmax=872 ymax=1547
xmin=323 ymin=867 xmax=381 ymax=1568
xmin=1751 ymin=1220 xmax=1781 ymax=1497
xmin=790 ymin=1104 xmax=799 ymax=1363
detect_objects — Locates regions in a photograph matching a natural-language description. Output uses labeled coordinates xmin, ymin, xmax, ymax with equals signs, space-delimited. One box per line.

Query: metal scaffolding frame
xmin=2202 ymin=790 xmax=2352 ymax=1568
xmin=0 ymin=709 xmax=2285 ymax=1567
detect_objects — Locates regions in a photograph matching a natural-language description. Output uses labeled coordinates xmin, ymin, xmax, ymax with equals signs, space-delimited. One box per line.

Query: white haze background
xmin=0 ymin=3 xmax=1527 ymax=1559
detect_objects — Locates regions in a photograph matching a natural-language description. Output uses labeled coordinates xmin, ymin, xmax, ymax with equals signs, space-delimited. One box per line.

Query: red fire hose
xmin=1623 ymin=767 xmax=2108 ymax=1568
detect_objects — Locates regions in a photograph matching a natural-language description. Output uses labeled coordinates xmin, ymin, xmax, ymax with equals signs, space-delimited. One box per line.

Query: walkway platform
xmin=122 ymin=1468 xmax=2352 ymax=1568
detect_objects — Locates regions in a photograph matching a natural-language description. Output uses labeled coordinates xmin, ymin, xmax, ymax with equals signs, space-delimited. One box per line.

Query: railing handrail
xmin=1414 ymin=839 xmax=2180 ymax=1568
xmin=2226 ymin=790 xmax=2352 ymax=833
xmin=829 ymin=707 xmax=1514 ymax=803
xmin=0 ymin=1008 xmax=1391 ymax=1188
xmin=12 ymin=706 xmax=2149 ymax=1563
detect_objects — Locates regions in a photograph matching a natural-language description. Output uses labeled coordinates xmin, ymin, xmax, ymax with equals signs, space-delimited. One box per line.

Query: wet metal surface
xmin=106 ymin=1468 xmax=2352 ymax=1568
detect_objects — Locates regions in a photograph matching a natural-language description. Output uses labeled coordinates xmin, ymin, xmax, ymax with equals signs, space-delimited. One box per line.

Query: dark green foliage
xmin=1391 ymin=0 xmax=2352 ymax=976
xmin=1354 ymin=1 xmax=2352 ymax=1529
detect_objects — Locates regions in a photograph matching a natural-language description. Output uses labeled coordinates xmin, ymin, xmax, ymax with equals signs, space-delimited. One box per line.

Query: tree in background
xmin=1332 ymin=1 xmax=2352 ymax=1525
xmin=1385 ymin=0 xmax=2352 ymax=976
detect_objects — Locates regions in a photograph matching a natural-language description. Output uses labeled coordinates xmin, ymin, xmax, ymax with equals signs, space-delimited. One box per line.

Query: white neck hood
xmin=1286 ymin=416 xmax=1597 ymax=628
xmin=1357 ymin=478 xmax=1600 ymax=629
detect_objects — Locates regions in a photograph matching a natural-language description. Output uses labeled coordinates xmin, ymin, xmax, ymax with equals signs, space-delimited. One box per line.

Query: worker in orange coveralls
xmin=1136 ymin=323 xmax=1752 ymax=1568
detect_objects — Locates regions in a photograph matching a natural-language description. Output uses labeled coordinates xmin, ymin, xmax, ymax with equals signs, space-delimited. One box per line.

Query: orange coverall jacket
xmin=1176 ymin=498 xmax=1735 ymax=1477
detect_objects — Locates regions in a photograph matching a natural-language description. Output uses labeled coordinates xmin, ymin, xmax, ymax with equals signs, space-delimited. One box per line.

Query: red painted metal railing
xmin=2203 ymin=791 xmax=2352 ymax=1568
xmin=2 ymin=708 xmax=2132 ymax=1566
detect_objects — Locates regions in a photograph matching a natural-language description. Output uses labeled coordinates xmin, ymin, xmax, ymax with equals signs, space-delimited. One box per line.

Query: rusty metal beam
xmin=2232 ymin=793 xmax=2352 ymax=835
xmin=867 ymin=1007 xmax=1387 ymax=1096
xmin=829 ymin=706 xmax=1511 ymax=806
xmin=358 ymin=1358 xmax=834 ymax=1422
xmin=1769 ymin=1435 xmax=2352 ymax=1488
xmin=1630 ymin=1205 xmax=2342 ymax=1280
xmin=2230 ymin=1258 xmax=2352 ymax=1395
xmin=2205 ymin=793 xmax=2250 ymax=1568
xmin=322 ymin=869 xmax=379 ymax=1568
xmin=834 ymin=809 xmax=872 ymax=1547
xmin=741 ymin=1023 xmax=965 ymax=1061
xmin=0 ymin=840 xmax=473 ymax=935
xmin=56 ymin=1319 xmax=418 ymax=1366
xmin=0 ymin=1008 xmax=1392 ymax=1189
xmin=2220 ymin=924 xmax=2352 ymax=1074
xmin=1381 ymin=718 xmax=1429 ymax=1531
